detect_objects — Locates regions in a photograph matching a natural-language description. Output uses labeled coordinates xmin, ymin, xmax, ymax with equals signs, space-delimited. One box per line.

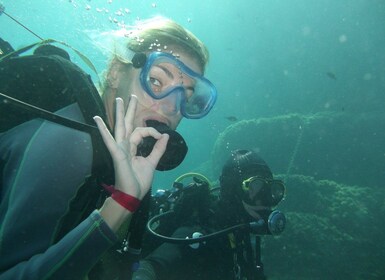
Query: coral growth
xmin=262 ymin=175 xmax=385 ymax=279
xmin=211 ymin=112 xmax=385 ymax=188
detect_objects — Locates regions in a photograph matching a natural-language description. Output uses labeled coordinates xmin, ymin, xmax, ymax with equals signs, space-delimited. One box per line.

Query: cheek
xmin=132 ymin=102 xmax=147 ymax=128
xmin=129 ymin=76 xmax=146 ymax=98
xmin=120 ymin=68 xmax=147 ymax=101
xmin=170 ymin=117 xmax=182 ymax=130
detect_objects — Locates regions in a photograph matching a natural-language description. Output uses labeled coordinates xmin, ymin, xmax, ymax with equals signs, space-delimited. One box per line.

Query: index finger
xmin=124 ymin=95 xmax=138 ymax=135
xmin=93 ymin=116 xmax=118 ymax=155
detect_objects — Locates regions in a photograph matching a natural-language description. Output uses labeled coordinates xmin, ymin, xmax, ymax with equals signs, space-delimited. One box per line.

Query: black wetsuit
xmin=135 ymin=201 xmax=259 ymax=280
xmin=0 ymin=104 xmax=117 ymax=279
xmin=141 ymin=227 xmax=235 ymax=279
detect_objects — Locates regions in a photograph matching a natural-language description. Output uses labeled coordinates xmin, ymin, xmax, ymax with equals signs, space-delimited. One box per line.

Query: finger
xmin=124 ymin=95 xmax=138 ymax=136
xmin=114 ymin=98 xmax=125 ymax=142
xmin=93 ymin=116 xmax=118 ymax=155
xmin=147 ymin=133 xmax=169 ymax=166
xmin=129 ymin=127 xmax=162 ymax=157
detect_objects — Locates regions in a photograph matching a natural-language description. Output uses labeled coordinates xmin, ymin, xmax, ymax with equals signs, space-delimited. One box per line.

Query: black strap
xmin=50 ymin=57 xmax=113 ymax=242
xmin=0 ymin=93 xmax=97 ymax=134
xmin=254 ymin=236 xmax=266 ymax=280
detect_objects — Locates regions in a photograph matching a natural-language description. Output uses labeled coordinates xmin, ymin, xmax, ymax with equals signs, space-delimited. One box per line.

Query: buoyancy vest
xmin=0 ymin=41 xmax=114 ymax=241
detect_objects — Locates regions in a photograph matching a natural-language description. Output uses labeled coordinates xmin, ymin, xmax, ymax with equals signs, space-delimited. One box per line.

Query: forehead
xmin=156 ymin=46 xmax=203 ymax=75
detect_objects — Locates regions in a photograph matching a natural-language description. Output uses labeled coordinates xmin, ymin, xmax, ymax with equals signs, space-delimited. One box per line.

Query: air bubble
xmin=339 ymin=34 xmax=347 ymax=43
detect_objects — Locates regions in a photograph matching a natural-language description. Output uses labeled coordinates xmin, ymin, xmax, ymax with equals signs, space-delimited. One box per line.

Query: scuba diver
xmin=0 ymin=9 xmax=217 ymax=280
xmin=132 ymin=149 xmax=286 ymax=280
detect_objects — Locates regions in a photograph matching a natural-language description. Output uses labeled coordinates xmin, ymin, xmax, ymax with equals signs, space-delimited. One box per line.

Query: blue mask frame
xmin=138 ymin=52 xmax=217 ymax=119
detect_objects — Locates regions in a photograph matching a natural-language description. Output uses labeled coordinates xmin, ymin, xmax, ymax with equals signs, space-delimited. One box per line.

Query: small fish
xmin=326 ymin=72 xmax=337 ymax=80
xmin=226 ymin=116 xmax=238 ymax=122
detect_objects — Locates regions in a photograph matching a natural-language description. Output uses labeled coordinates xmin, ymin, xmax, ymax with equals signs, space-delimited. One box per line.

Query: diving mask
xmin=132 ymin=52 xmax=217 ymax=119
xmin=242 ymin=176 xmax=285 ymax=207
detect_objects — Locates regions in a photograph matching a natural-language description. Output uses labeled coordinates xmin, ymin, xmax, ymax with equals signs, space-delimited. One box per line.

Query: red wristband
xmin=111 ymin=189 xmax=141 ymax=212
xmin=102 ymin=184 xmax=141 ymax=212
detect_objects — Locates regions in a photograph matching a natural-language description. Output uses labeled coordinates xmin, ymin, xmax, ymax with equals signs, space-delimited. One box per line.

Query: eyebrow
xmin=156 ymin=64 xmax=195 ymax=91
xmin=157 ymin=65 xmax=174 ymax=79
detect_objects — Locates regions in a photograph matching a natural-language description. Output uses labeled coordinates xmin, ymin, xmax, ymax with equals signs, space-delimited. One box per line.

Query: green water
xmin=1 ymin=0 xmax=384 ymax=278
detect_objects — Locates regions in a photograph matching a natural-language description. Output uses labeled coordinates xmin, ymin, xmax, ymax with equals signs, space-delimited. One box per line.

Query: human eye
xmin=150 ymin=77 xmax=161 ymax=86
xmin=149 ymin=76 xmax=163 ymax=93
xmin=148 ymin=65 xmax=172 ymax=93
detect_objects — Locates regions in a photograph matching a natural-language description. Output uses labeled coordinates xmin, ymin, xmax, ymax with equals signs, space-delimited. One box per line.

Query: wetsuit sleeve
xmin=0 ymin=105 xmax=118 ymax=279
xmin=0 ymin=211 xmax=117 ymax=280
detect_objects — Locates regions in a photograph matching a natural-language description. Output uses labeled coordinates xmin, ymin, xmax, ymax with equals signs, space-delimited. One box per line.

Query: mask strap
xmin=132 ymin=53 xmax=147 ymax=68
xmin=113 ymin=41 xmax=138 ymax=64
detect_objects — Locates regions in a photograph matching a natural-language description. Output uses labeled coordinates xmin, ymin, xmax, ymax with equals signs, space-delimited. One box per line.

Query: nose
xmin=157 ymin=88 xmax=183 ymax=116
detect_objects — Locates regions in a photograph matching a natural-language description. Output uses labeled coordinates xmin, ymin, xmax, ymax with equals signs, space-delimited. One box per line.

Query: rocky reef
xmin=211 ymin=112 xmax=385 ymax=188
xmin=263 ymin=174 xmax=385 ymax=279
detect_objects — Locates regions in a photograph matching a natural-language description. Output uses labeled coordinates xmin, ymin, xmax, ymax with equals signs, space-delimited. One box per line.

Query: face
xmin=112 ymin=49 xmax=203 ymax=130
xmin=240 ymin=176 xmax=285 ymax=220
xmin=241 ymin=176 xmax=271 ymax=220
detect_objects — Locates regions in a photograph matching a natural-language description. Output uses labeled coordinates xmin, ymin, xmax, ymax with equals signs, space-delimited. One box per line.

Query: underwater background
xmin=1 ymin=0 xmax=384 ymax=279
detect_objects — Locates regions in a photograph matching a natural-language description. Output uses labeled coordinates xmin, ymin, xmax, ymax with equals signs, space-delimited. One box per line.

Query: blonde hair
xmin=124 ymin=17 xmax=209 ymax=70
xmin=101 ymin=17 xmax=209 ymax=99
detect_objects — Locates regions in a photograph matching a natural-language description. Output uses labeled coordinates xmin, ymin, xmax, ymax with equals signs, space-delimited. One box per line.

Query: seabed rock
xmin=262 ymin=174 xmax=385 ymax=279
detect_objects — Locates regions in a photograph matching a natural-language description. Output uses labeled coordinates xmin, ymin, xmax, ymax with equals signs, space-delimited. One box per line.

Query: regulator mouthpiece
xmin=137 ymin=120 xmax=188 ymax=171
xmin=249 ymin=210 xmax=286 ymax=235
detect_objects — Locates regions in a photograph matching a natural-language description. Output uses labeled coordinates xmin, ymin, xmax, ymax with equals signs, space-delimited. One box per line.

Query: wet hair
xmin=101 ymin=16 xmax=209 ymax=99
xmin=220 ymin=149 xmax=273 ymax=203
xmin=124 ymin=17 xmax=209 ymax=71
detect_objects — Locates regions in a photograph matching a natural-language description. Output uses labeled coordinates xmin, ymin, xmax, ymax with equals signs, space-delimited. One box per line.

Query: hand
xmin=93 ymin=96 xmax=169 ymax=200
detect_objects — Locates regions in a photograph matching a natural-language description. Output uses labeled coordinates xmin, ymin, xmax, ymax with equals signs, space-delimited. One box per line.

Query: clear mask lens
xmin=270 ymin=181 xmax=285 ymax=205
xmin=140 ymin=52 xmax=217 ymax=119
xmin=159 ymin=88 xmax=182 ymax=116
xmin=242 ymin=177 xmax=285 ymax=207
